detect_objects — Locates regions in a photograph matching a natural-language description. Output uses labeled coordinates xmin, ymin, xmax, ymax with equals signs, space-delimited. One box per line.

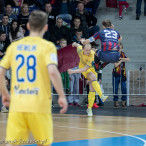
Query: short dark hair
xmin=29 ymin=10 xmax=48 ymax=32
xmin=102 ymin=20 xmax=112 ymax=27
xmin=2 ymin=14 xmax=9 ymax=18
xmin=0 ymin=31 xmax=6 ymax=36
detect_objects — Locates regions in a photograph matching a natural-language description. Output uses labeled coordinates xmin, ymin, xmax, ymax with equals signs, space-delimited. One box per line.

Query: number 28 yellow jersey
xmin=0 ymin=36 xmax=57 ymax=113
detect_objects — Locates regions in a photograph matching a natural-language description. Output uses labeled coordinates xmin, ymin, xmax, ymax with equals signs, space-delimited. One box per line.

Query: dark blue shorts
xmin=97 ymin=50 xmax=120 ymax=63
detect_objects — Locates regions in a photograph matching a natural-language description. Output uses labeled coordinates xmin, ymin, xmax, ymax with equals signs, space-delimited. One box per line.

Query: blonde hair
xmin=29 ymin=10 xmax=48 ymax=32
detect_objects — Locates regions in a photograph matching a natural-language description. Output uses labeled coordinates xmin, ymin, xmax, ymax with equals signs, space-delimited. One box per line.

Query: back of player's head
xmin=28 ymin=10 xmax=48 ymax=32
xmin=102 ymin=20 xmax=112 ymax=28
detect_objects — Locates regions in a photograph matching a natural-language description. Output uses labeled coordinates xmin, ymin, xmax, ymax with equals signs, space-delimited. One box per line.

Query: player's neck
xmin=29 ymin=31 xmax=44 ymax=38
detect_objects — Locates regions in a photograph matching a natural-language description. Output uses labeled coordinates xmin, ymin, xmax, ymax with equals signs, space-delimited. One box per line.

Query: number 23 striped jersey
xmin=89 ymin=28 xmax=121 ymax=51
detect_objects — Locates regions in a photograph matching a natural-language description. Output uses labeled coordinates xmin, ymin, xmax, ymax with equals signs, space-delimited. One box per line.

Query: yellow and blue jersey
xmin=0 ymin=36 xmax=57 ymax=113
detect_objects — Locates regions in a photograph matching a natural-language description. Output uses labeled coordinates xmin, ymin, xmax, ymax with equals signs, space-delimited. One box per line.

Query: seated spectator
xmin=0 ymin=31 xmax=10 ymax=60
xmin=0 ymin=0 xmax=5 ymax=14
xmin=74 ymin=2 xmax=100 ymax=37
xmin=54 ymin=0 xmax=76 ymax=25
xmin=50 ymin=17 xmax=72 ymax=45
xmin=44 ymin=2 xmax=56 ymax=30
xmin=71 ymin=16 xmax=89 ymax=38
xmin=18 ymin=3 xmax=30 ymax=28
xmin=81 ymin=0 xmax=100 ymax=15
xmin=0 ymin=4 xmax=17 ymax=23
xmin=72 ymin=28 xmax=85 ymax=43
xmin=0 ymin=14 xmax=10 ymax=37
xmin=9 ymin=19 xmax=24 ymax=42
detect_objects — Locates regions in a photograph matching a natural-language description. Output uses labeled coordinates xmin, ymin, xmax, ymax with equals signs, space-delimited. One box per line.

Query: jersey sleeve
xmin=117 ymin=31 xmax=121 ymax=39
xmin=0 ymin=44 xmax=12 ymax=70
xmin=92 ymin=32 xmax=100 ymax=40
xmin=45 ymin=43 xmax=58 ymax=66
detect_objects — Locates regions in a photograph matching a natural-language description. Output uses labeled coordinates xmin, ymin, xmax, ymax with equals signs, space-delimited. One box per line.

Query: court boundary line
xmin=54 ymin=125 xmax=146 ymax=146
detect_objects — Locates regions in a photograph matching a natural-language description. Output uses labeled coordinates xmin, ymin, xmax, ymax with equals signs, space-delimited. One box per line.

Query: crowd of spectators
xmin=0 ymin=0 xmax=144 ymax=109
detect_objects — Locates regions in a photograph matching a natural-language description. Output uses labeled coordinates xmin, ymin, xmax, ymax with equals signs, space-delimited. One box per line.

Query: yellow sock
xmin=88 ymin=91 xmax=95 ymax=109
xmin=92 ymin=81 xmax=102 ymax=97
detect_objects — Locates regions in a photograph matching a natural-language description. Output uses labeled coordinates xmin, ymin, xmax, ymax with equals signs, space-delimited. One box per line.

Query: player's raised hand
xmin=72 ymin=42 xmax=79 ymax=48
xmin=2 ymin=93 xmax=10 ymax=107
xmin=58 ymin=96 xmax=68 ymax=114
xmin=67 ymin=69 xmax=74 ymax=74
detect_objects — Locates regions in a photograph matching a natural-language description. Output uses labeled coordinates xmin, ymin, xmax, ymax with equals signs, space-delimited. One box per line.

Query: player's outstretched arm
xmin=68 ymin=65 xmax=90 ymax=74
xmin=0 ymin=67 xmax=10 ymax=107
xmin=48 ymin=65 xmax=68 ymax=114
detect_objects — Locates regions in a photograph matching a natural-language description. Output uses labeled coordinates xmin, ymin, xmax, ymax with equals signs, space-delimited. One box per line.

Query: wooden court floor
xmin=0 ymin=110 xmax=146 ymax=146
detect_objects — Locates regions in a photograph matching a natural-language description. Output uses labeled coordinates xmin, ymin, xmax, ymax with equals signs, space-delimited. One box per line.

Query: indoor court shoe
xmin=136 ymin=15 xmax=140 ymax=20
xmin=114 ymin=101 xmax=119 ymax=108
xmin=93 ymin=103 xmax=99 ymax=108
xmin=74 ymin=103 xmax=81 ymax=107
xmin=87 ymin=108 xmax=93 ymax=117
xmin=100 ymin=95 xmax=108 ymax=102
xmin=121 ymin=101 xmax=127 ymax=109
xmin=1 ymin=106 xmax=8 ymax=113
xmin=68 ymin=103 xmax=74 ymax=106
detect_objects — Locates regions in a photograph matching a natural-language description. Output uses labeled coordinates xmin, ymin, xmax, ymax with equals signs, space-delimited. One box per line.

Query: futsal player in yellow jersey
xmin=68 ymin=42 xmax=108 ymax=117
xmin=0 ymin=11 xmax=68 ymax=146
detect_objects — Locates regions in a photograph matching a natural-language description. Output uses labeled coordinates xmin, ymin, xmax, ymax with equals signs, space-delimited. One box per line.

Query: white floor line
xmin=54 ymin=125 xmax=146 ymax=146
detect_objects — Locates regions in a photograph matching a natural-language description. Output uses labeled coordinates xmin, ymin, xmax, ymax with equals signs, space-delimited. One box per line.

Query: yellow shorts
xmin=80 ymin=66 xmax=97 ymax=80
xmin=6 ymin=112 xmax=53 ymax=145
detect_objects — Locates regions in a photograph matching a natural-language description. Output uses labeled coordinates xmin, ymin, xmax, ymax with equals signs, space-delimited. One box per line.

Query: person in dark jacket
xmin=74 ymin=2 xmax=100 ymax=37
xmin=0 ymin=31 xmax=10 ymax=60
xmin=50 ymin=17 xmax=72 ymax=45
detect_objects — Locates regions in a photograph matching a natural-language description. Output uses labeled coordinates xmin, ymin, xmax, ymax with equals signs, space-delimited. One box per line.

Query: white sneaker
xmin=1 ymin=106 xmax=8 ymax=113
xmin=87 ymin=108 xmax=93 ymax=117
xmin=101 ymin=95 xmax=108 ymax=102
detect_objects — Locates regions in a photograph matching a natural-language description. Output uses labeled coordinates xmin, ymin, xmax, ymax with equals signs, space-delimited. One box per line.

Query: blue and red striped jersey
xmin=89 ymin=28 xmax=121 ymax=51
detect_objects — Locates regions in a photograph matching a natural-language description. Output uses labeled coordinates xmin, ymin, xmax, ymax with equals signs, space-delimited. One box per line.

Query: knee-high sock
xmin=88 ymin=91 xmax=95 ymax=109
xmin=92 ymin=81 xmax=102 ymax=97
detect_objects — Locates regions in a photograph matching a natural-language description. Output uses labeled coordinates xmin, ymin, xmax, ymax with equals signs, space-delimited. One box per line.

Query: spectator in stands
xmin=68 ymin=66 xmax=81 ymax=106
xmin=0 ymin=0 xmax=5 ymax=14
xmin=54 ymin=0 xmax=76 ymax=24
xmin=58 ymin=38 xmax=71 ymax=94
xmin=9 ymin=19 xmax=24 ymax=42
xmin=0 ymin=76 xmax=9 ymax=113
xmin=136 ymin=0 xmax=146 ymax=20
xmin=72 ymin=28 xmax=84 ymax=43
xmin=118 ymin=0 xmax=129 ymax=20
xmin=44 ymin=2 xmax=56 ymax=30
xmin=112 ymin=42 xmax=130 ymax=108
xmin=0 ymin=14 xmax=10 ymax=37
xmin=70 ymin=16 xmax=89 ymax=38
xmin=18 ymin=4 xmax=30 ymax=27
xmin=50 ymin=17 xmax=72 ymax=45
xmin=0 ymin=4 xmax=17 ymax=23
xmin=74 ymin=2 xmax=100 ymax=37
xmin=0 ymin=31 xmax=10 ymax=60
xmin=82 ymin=0 xmax=101 ymax=15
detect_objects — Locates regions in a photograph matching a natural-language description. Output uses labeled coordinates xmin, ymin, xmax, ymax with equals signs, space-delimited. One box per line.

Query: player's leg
xmin=28 ymin=113 xmax=53 ymax=146
xmin=87 ymin=72 xmax=108 ymax=102
xmin=87 ymin=81 xmax=96 ymax=116
xmin=6 ymin=112 xmax=29 ymax=145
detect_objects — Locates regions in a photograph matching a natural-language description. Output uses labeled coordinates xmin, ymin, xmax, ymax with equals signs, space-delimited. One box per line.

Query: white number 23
xmin=104 ymin=30 xmax=118 ymax=39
